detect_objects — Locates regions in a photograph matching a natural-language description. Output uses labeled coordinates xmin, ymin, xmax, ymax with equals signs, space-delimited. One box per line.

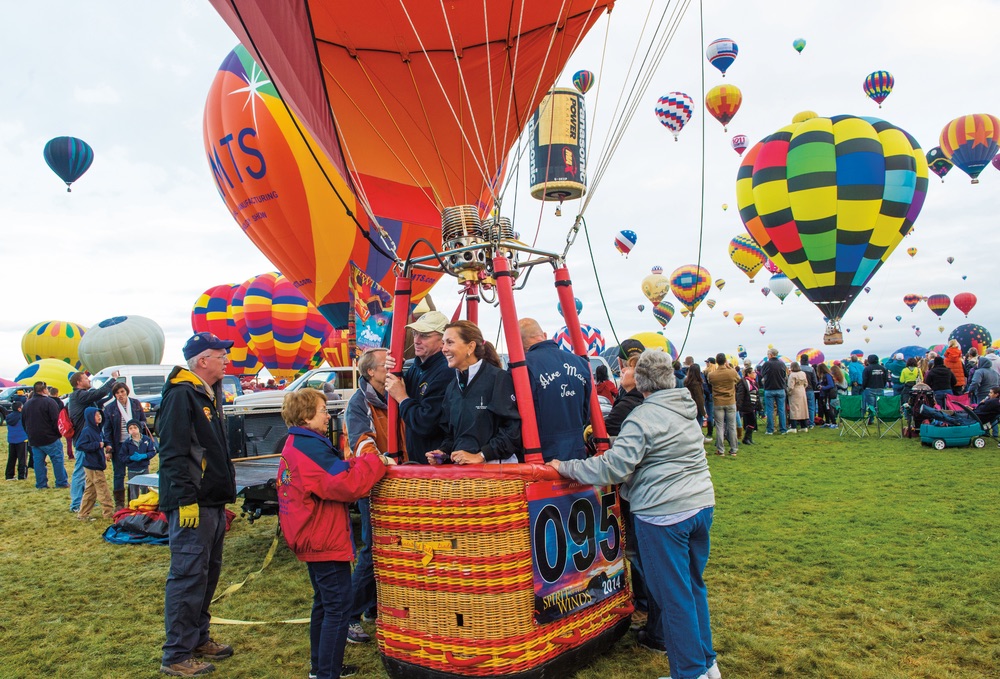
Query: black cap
xmin=619 ymin=339 xmax=645 ymax=361
xmin=183 ymin=332 xmax=234 ymax=361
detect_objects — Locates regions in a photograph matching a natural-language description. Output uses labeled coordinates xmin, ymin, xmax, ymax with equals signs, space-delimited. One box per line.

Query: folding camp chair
xmin=944 ymin=393 xmax=971 ymax=411
xmin=875 ymin=394 xmax=903 ymax=439
xmin=838 ymin=395 xmax=871 ymax=437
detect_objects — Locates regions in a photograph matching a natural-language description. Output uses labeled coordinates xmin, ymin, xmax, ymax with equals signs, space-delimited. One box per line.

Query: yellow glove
xmin=178 ymin=503 xmax=200 ymax=529
xmin=583 ymin=424 xmax=593 ymax=443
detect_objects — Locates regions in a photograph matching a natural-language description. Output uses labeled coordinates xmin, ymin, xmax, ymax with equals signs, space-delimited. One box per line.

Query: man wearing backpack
xmin=67 ymin=370 xmax=119 ymax=513
xmin=21 ymin=382 xmax=68 ymax=490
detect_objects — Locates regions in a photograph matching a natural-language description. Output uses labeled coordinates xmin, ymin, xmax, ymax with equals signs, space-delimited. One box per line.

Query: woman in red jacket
xmin=943 ymin=339 xmax=967 ymax=392
xmin=277 ymin=389 xmax=394 ymax=679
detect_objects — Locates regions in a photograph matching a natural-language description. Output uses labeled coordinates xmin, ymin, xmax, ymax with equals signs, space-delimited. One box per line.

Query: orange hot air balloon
xmin=733 ymin=313 xmax=744 ymax=326
xmin=705 ymin=84 xmax=742 ymax=132
xmin=322 ymin=328 xmax=352 ymax=368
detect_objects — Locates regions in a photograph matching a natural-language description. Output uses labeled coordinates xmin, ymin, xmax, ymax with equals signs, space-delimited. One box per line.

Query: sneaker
xmin=309 ymin=673 xmax=317 ymax=679
xmin=346 ymin=622 xmax=371 ymax=644
xmin=636 ymin=629 xmax=666 ymax=654
xmin=340 ymin=665 xmax=359 ymax=678
xmin=708 ymin=660 xmax=722 ymax=679
xmin=704 ymin=437 xmax=714 ymax=443
xmin=764 ymin=431 xmax=773 ymax=435
xmin=160 ymin=658 xmax=215 ymax=676
xmin=714 ymin=450 xmax=725 ymax=456
xmin=193 ymin=639 xmax=233 ymax=660
xmin=729 ymin=451 xmax=737 ymax=457
xmin=784 ymin=429 xmax=795 ymax=434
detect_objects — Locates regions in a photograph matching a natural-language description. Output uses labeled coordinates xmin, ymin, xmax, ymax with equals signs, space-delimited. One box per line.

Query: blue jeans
xmin=162 ymin=506 xmax=227 ymax=665
xmin=806 ymin=391 xmax=817 ymax=424
xmin=308 ymin=560 xmax=353 ymax=679
xmin=635 ymin=508 xmax=716 ymax=679
xmin=713 ymin=404 xmax=738 ymax=453
xmin=763 ymin=389 xmax=787 ymax=433
xmin=863 ymin=388 xmax=880 ymax=420
xmin=919 ymin=405 xmax=968 ymax=427
xmin=933 ymin=389 xmax=952 ymax=409
xmin=620 ymin=498 xmax=649 ymax=613
xmin=70 ymin=449 xmax=87 ymax=509
xmin=32 ymin=440 xmax=68 ymax=489
xmin=349 ymin=497 xmax=376 ymax=622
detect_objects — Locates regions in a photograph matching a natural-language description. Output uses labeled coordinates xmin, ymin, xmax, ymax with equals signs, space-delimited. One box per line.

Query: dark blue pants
xmin=308 ymin=560 xmax=353 ymax=679
xmin=620 ymin=498 xmax=649 ymax=613
xmin=349 ymin=497 xmax=377 ymax=622
xmin=162 ymin=506 xmax=227 ymax=665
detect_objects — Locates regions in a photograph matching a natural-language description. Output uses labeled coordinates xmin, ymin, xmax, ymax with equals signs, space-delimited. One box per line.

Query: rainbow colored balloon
xmin=796 ymin=348 xmax=825 ymax=366
xmin=203 ymin=46 xmax=442 ymax=329
xmin=628 ymin=332 xmax=678 ymax=361
xmin=231 ymin=272 xmax=333 ymax=380
xmin=655 ymin=92 xmax=694 ymax=141
xmin=322 ymin=329 xmax=352 ymax=368
xmin=926 ymin=294 xmax=950 ymax=318
xmin=652 ymin=300 xmax=675 ymax=328
xmin=728 ymin=234 xmax=767 ymax=282
xmin=705 ymin=84 xmax=742 ymax=132
xmin=863 ymin=71 xmax=894 ymax=108
xmin=192 ymin=284 xmax=261 ymax=376
xmin=706 ymin=299 xmax=717 ymax=310
xmin=572 ymin=70 xmax=594 ymax=95
xmin=21 ymin=321 xmax=88 ymax=371
xmin=939 ymin=114 xmax=1000 ymax=184
xmin=669 ymin=265 xmax=712 ymax=314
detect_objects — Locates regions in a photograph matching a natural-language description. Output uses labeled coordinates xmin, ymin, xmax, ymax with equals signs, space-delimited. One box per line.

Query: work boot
xmin=114 ymin=489 xmax=126 ymax=512
xmin=193 ymin=639 xmax=234 ymax=660
xmin=160 ymin=658 xmax=215 ymax=676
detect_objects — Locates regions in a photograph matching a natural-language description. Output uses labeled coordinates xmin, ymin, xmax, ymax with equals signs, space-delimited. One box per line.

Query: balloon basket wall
xmin=371 ymin=465 xmax=632 ymax=679
xmin=823 ymin=329 xmax=844 ymax=346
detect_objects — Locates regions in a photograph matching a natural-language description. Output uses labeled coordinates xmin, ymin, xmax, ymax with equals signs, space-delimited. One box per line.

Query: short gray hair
xmin=186 ymin=349 xmax=212 ymax=371
xmin=357 ymin=348 xmax=386 ymax=381
xmin=634 ymin=350 xmax=676 ymax=393
xmin=767 ymin=347 xmax=778 ymax=358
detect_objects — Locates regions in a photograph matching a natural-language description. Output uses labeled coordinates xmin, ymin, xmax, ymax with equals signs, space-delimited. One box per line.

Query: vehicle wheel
xmin=973 ymin=437 xmax=986 ymax=449
xmin=933 ymin=439 xmax=947 ymax=450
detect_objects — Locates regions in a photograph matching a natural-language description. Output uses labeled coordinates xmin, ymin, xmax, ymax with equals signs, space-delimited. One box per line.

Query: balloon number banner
xmin=526 ymin=480 xmax=624 ymax=624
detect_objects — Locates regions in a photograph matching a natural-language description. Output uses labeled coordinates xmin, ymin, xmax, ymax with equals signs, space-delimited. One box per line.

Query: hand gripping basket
xmin=371 ymin=464 xmax=632 ymax=679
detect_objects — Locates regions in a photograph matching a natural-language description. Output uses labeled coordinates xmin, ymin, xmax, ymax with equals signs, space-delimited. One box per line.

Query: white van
xmin=91 ymin=365 xmax=176 ymax=431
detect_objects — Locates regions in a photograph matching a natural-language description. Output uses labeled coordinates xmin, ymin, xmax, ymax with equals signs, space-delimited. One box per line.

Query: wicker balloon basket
xmin=371 ymin=465 xmax=633 ymax=679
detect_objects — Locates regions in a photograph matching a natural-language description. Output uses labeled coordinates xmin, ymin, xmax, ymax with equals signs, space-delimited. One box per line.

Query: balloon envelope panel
xmin=78 ymin=316 xmax=165 ymax=373
xmin=21 ymin=321 xmax=88 ymax=371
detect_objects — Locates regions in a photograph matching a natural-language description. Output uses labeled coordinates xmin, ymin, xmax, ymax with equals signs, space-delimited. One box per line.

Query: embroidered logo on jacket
xmin=203 ymin=407 xmax=213 ymax=421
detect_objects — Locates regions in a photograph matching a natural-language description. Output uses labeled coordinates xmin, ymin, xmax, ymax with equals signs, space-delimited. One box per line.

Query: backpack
xmin=57 ymin=408 xmax=75 ymax=438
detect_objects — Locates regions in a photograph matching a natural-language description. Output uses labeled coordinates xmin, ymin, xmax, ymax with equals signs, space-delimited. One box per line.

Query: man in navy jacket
xmin=519 ymin=318 xmax=592 ymax=462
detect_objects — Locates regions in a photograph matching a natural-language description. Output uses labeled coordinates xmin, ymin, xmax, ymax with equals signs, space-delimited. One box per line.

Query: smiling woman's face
xmin=442 ymin=328 xmax=475 ymax=370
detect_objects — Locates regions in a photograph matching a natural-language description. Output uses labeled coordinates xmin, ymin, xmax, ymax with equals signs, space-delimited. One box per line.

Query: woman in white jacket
xmin=548 ymin=350 xmax=719 ymax=679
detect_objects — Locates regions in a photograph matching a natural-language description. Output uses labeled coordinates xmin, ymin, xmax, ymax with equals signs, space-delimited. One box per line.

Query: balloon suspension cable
xmin=676 ymin=0 xmax=706 ymax=357
xmin=224 ymin=1 xmax=401 ymax=267
xmin=580 ymin=216 xmax=621 ymax=348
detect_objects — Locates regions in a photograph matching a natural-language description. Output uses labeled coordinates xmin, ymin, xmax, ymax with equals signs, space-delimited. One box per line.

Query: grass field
xmin=0 ymin=428 xmax=997 ymax=679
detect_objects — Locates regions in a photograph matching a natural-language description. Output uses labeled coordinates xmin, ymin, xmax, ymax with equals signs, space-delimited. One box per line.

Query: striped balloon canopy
xmin=669 ymin=265 xmax=712 ymax=314
xmin=232 ymin=272 xmax=333 ymax=380
xmin=191 ymin=284 xmax=261 ymax=376
xmin=655 ymin=92 xmax=694 ymax=140
xmin=615 ymin=229 xmax=637 ymax=256
xmin=21 ymin=321 xmax=88 ymax=371
xmin=652 ymin=300 xmax=675 ymax=328
xmin=728 ymin=234 xmax=767 ymax=282
xmin=554 ymin=324 xmax=605 ymax=356
xmin=939 ymin=113 xmax=1000 ymax=184
xmin=903 ymin=293 xmax=922 ymax=310
xmin=925 ymin=294 xmax=950 ymax=318
xmin=43 ymin=136 xmax=94 ymax=192
xmin=796 ymin=348 xmax=826 ymax=366
xmin=863 ymin=70 xmax=894 ymax=108
xmin=736 ymin=113 xmax=928 ymax=322
xmin=572 ymin=69 xmax=594 ymax=95
xmin=706 ymin=38 xmax=738 ymax=76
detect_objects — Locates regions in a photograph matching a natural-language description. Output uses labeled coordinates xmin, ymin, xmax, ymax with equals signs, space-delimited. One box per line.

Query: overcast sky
xmin=2 ymin=0 xmax=998 ymax=379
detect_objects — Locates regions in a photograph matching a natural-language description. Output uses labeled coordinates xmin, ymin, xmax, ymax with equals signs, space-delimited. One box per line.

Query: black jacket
xmin=604 ymin=388 xmax=643 ymax=437
xmin=102 ymin=397 xmax=145 ymax=446
xmin=76 ymin=407 xmax=110 ymax=471
xmin=440 ymin=361 xmax=521 ymax=462
xmin=760 ymin=358 xmax=788 ymax=391
xmin=156 ymin=367 xmax=236 ymax=510
xmin=736 ymin=377 xmax=757 ymax=412
xmin=68 ymin=379 xmax=117 ymax=439
xmin=925 ymin=365 xmax=957 ymax=392
xmin=21 ymin=394 xmax=62 ymax=446
xmin=523 ymin=340 xmax=591 ymax=462
xmin=398 ymin=350 xmax=451 ymax=462
xmin=861 ymin=363 xmax=890 ymax=390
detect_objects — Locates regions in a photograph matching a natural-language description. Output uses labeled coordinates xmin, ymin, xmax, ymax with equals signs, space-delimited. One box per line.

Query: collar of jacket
xmin=287 ymin=426 xmax=333 ymax=447
xmin=359 ymin=376 xmax=388 ymax=410
xmin=168 ymin=367 xmax=216 ymax=404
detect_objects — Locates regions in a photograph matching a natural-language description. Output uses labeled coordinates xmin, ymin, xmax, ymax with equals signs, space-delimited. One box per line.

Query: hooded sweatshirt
xmin=76 ymin=407 xmax=110 ymax=471
xmin=968 ymin=357 xmax=1000 ymax=403
xmin=118 ymin=418 xmax=157 ymax=471
xmin=559 ymin=388 xmax=715 ymax=517
xmin=5 ymin=408 xmax=28 ymax=445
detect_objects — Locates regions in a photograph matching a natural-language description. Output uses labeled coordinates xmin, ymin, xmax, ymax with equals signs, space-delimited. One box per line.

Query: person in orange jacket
xmin=943 ymin=339 xmax=967 ymax=392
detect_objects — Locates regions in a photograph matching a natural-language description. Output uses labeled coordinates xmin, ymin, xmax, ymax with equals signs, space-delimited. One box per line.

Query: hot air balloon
xmin=732 ymin=134 xmax=748 ymax=156
xmin=946 ymin=256 xmax=955 ymax=265
xmin=78 ymin=316 xmax=166 ymax=374
xmin=863 ymin=71 xmax=894 ymax=108
xmin=862 ymin=325 xmax=868 ymax=331
xmin=768 ymin=273 xmax=794 ymax=303
xmin=232 ymin=272 xmax=333 ymax=380
xmin=896 ymin=315 xmax=902 ymax=322
xmin=204 ymin=46 xmax=442 ymax=329
xmin=615 ymin=229 xmax=637 ymax=256
xmin=792 ymin=38 xmax=806 ymax=53
xmin=669 ymin=265 xmax=712 ymax=314
xmin=926 ymin=294 xmax=950 ymax=317
xmin=721 ymin=203 xmax=728 ymax=211
xmin=940 ymin=114 xmax=1000 ymax=183
xmin=641 ymin=266 xmax=670 ymax=305
xmin=715 ymin=279 xmax=725 ymax=290
xmin=758 ymin=325 xmax=766 ymax=335
xmin=761 ymin=287 xmax=770 ymax=298
xmin=867 ymin=315 xmax=874 ymax=322
xmin=15 ymin=359 xmax=77 ymax=396
xmin=949 ymin=324 xmax=992 ymax=355
xmin=794 ymin=289 xmax=803 ymax=297
xmin=705 ymin=84 xmax=742 ymax=132
xmin=954 ymin=292 xmax=977 ymax=317
xmin=43 ymin=136 xmax=94 ymax=192
xmin=722 ymin=311 xmax=730 ymax=318
xmin=763 ymin=259 xmax=781 ymax=275
xmin=628 ymin=332 xmax=678 ymax=361
xmin=706 ymin=38 xmax=738 ymax=76
xmin=652 ymin=300 xmax=675 ymax=327
xmin=915 ymin=329 xmax=922 ymax=337
xmin=322 ymin=329 xmax=352 ymax=368
xmin=655 ymin=92 xmax=694 ymax=141
xmin=736 ymin=112 xmax=928 ymax=342
xmin=903 ymin=294 xmax=921 ymax=311
xmin=797 ymin=348 xmax=826 ymax=366
xmin=926 ymin=147 xmax=953 ymax=182
xmin=680 ymin=309 xmax=691 ymax=318
xmin=637 ymin=304 xmax=645 ymax=312
xmin=938 ymin=326 xmax=945 ymax=334
xmin=864 ymin=286 xmax=871 ymax=294
xmin=572 ymin=69 xmax=594 ymax=95
xmin=557 ymin=297 xmax=584 ymax=318
xmin=733 ymin=313 xmax=744 ymax=326
xmin=554 ymin=324 xmax=605 ymax=357
xmin=21 ymin=321 xmax=88 ymax=371
xmin=907 ymin=247 xmax=917 ymax=258
xmin=192 ymin=284 xmax=261 ymax=376
xmin=728 ymin=234 xmax=767 ymax=282
xmin=864 ymin=337 xmax=871 ymax=344
xmin=705 ymin=299 xmax=716 ymax=310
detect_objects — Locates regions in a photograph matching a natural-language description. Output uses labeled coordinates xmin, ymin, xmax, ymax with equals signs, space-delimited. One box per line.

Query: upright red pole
xmin=386 ymin=274 xmax=411 ymax=461
xmin=554 ymin=265 xmax=610 ymax=454
xmin=492 ymin=256 xmax=543 ymax=463
xmin=465 ymin=280 xmax=480 ymax=324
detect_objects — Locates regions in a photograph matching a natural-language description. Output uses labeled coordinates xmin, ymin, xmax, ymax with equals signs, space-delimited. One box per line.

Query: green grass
xmin=0 ymin=429 xmax=997 ymax=678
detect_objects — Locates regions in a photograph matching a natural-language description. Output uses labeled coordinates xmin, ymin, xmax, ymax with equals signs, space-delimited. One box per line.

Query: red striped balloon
xmin=192 ymin=284 xmax=260 ymax=376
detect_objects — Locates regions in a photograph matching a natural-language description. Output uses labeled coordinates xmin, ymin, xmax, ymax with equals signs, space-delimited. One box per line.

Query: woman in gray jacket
xmin=548 ymin=350 xmax=718 ymax=679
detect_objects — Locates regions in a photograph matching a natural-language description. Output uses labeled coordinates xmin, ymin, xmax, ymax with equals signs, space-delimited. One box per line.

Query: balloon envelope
xmin=652 ymin=300 xmax=675 ymax=327
xmin=43 ymin=136 xmax=94 ymax=191
xmin=768 ymin=273 xmax=794 ymax=302
xmin=191 ymin=284 xmax=261 ymax=376
xmin=939 ymin=114 xmax=1000 ymax=183
xmin=572 ymin=69 xmax=594 ymax=94
xmin=21 ymin=321 xmax=88 ymax=371
xmin=641 ymin=266 xmax=670 ymax=305
xmin=926 ymin=147 xmax=953 ymax=181
xmin=953 ymin=292 xmax=977 ymax=317
xmin=628 ymin=332 xmax=677 ymax=361
xmin=706 ymin=38 xmax=738 ymax=76
xmin=732 ymin=135 xmax=748 ymax=156
xmin=615 ymin=229 xmax=637 ymax=256
xmin=15 ymin=359 xmax=77 ymax=396
xmin=78 ymin=316 xmax=165 ymax=373
xmin=655 ymin=92 xmax=694 ymax=140
xmin=792 ymin=39 xmax=806 ymax=53
xmin=926 ymin=294 xmax=950 ymax=317
xmin=863 ymin=71 xmax=894 ymax=107
xmin=705 ymin=84 xmax=742 ymax=131
xmin=728 ymin=234 xmax=767 ymax=281
xmin=669 ymin=265 xmax=712 ymax=314
xmin=949 ymin=324 xmax=992 ymax=355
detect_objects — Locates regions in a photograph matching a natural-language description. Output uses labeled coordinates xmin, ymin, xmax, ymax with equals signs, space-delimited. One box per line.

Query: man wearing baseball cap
xmin=385 ymin=311 xmax=452 ymax=462
xmin=158 ymin=332 xmax=237 ymax=676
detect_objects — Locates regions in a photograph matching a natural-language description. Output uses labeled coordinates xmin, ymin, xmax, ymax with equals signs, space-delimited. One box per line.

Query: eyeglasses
xmin=206 ymin=353 xmax=229 ymax=362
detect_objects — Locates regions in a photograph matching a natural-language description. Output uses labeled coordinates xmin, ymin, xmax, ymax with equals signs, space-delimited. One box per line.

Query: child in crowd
xmin=76 ymin=407 xmax=114 ymax=521
xmin=5 ymin=400 xmax=29 ymax=480
xmin=119 ymin=419 xmax=157 ymax=501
